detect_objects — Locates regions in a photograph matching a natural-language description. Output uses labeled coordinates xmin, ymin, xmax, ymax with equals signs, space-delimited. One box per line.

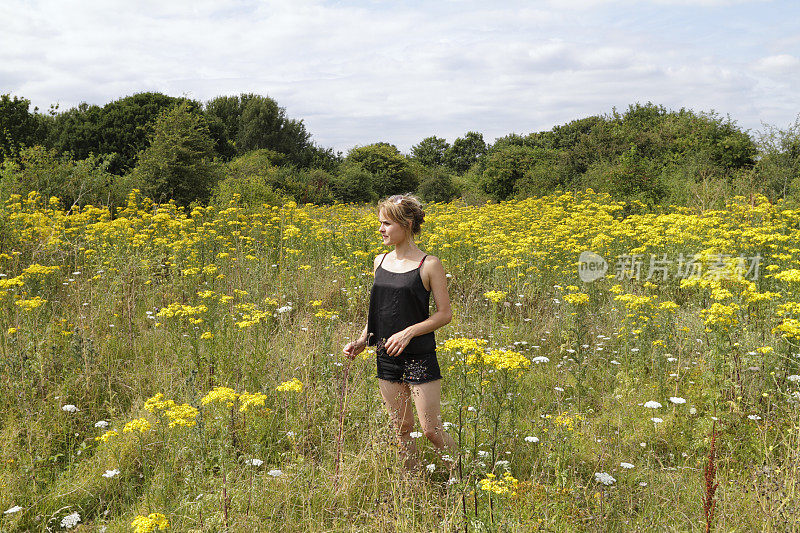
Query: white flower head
xmin=651 ymin=417 xmax=664 ymax=424
xmin=246 ymin=458 xmax=263 ymax=467
xmin=94 ymin=420 xmax=109 ymax=428
xmin=748 ymin=414 xmax=762 ymax=421
xmin=531 ymin=356 xmax=550 ymax=364
xmin=60 ymin=511 xmax=81 ymax=529
xmin=62 ymin=404 xmax=79 ymax=413
xmin=524 ymin=436 xmax=539 ymax=443
xmin=4 ymin=505 xmax=23 ymax=514
xmin=643 ymin=401 xmax=662 ymax=409
xmin=410 ymin=431 xmax=423 ymax=438
xmin=102 ymin=469 xmax=120 ymax=478
xmin=426 ymin=463 xmax=436 ymax=473
xmin=669 ymin=397 xmax=687 ymax=405
xmin=594 ymin=472 xmax=616 ymax=485
xmin=788 ymin=375 xmax=800 ymax=383
xmin=267 ymin=469 xmax=283 ymax=477
xmin=620 ymin=462 xmax=635 ymax=469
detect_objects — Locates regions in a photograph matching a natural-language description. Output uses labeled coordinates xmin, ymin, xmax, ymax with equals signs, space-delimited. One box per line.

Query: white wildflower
xmin=669 ymin=397 xmax=687 ymax=405
xmin=531 ymin=356 xmax=550 ymax=364
xmin=94 ymin=420 xmax=109 ymax=428
xmin=410 ymin=431 xmax=422 ymax=438
xmin=748 ymin=414 xmax=761 ymax=421
xmin=643 ymin=401 xmax=662 ymax=409
xmin=246 ymin=458 xmax=263 ymax=467
xmin=62 ymin=404 xmax=79 ymax=413
xmin=4 ymin=506 xmax=22 ymax=514
xmin=102 ymin=469 xmax=120 ymax=478
xmin=426 ymin=464 xmax=436 ymax=473
xmin=60 ymin=511 xmax=81 ymax=529
xmin=267 ymin=469 xmax=283 ymax=477
xmin=788 ymin=375 xmax=800 ymax=383
xmin=594 ymin=472 xmax=616 ymax=485
xmin=620 ymin=462 xmax=634 ymax=469
xmin=524 ymin=436 xmax=539 ymax=443
xmin=651 ymin=417 xmax=663 ymax=424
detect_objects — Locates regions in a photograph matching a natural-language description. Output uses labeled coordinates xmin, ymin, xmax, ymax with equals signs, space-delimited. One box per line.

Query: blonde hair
xmin=378 ymin=193 xmax=425 ymax=236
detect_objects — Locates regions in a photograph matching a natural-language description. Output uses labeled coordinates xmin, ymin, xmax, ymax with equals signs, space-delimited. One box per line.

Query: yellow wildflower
xmin=276 ymin=378 xmax=303 ymax=393
xmin=131 ymin=512 xmax=169 ymax=533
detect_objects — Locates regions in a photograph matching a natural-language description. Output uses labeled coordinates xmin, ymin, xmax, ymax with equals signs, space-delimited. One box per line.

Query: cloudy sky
xmin=2 ymin=0 xmax=798 ymax=153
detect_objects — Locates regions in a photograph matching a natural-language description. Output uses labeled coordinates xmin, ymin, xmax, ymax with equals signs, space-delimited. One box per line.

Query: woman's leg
xmin=378 ymin=379 xmax=419 ymax=471
xmin=409 ymin=379 xmax=457 ymax=455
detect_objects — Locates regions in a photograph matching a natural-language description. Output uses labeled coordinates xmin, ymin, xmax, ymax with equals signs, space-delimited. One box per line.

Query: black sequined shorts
xmin=376 ymin=346 xmax=442 ymax=385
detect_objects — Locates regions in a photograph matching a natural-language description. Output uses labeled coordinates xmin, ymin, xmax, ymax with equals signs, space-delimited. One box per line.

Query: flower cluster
xmin=276 ymin=378 xmax=304 ymax=393
xmin=478 ymin=471 xmax=519 ymax=496
xmin=131 ymin=512 xmax=169 ymax=532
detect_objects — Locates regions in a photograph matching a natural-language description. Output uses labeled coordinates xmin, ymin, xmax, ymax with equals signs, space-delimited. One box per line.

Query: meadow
xmin=2 ymin=189 xmax=800 ymax=532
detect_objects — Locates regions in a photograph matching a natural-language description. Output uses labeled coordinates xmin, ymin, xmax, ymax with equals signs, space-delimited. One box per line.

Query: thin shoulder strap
xmin=378 ymin=253 xmax=387 ymax=267
xmin=418 ymin=254 xmax=428 ymax=267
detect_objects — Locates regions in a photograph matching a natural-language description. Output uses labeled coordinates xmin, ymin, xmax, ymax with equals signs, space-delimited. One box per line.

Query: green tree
xmin=345 ymin=143 xmax=418 ymax=197
xmin=480 ymin=145 xmax=554 ymax=201
xmin=0 ymin=94 xmax=49 ymax=163
xmin=132 ymin=102 xmax=220 ymax=206
xmin=49 ymin=92 xmax=194 ymax=174
xmin=418 ymin=166 xmax=459 ymax=203
xmin=445 ymin=131 xmax=487 ymax=173
xmin=411 ymin=136 xmax=450 ymax=167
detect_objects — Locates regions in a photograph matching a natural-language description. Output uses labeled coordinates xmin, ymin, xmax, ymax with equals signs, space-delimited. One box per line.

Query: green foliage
xmin=204 ymin=93 xmax=330 ymax=169
xmin=411 ymin=136 xmax=450 ymax=167
xmin=418 ymin=166 xmax=459 ymax=203
xmin=754 ymin=116 xmax=800 ymax=202
xmin=49 ymin=92 xmax=195 ymax=174
xmin=211 ymin=174 xmax=289 ymax=207
xmin=0 ymin=94 xmax=49 ymax=163
xmin=329 ymin=161 xmax=377 ymax=203
xmin=480 ymin=145 xmax=557 ymax=201
xmin=345 ymin=143 xmax=418 ymax=197
xmin=131 ymin=102 xmax=221 ymax=206
xmin=445 ymin=131 xmax=487 ymax=174
xmin=0 ymin=145 xmax=126 ymax=209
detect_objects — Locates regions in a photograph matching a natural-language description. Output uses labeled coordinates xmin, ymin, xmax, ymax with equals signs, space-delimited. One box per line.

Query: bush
xmin=0 ymin=145 xmax=126 ymax=209
xmin=329 ymin=161 xmax=377 ymax=203
xmin=418 ymin=167 xmax=459 ymax=203
xmin=211 ymin=174 xmax=289 ymax=207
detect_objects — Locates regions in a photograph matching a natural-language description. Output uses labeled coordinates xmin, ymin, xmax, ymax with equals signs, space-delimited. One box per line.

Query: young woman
xmin=342 ymin=193 xmax=457 ymax=472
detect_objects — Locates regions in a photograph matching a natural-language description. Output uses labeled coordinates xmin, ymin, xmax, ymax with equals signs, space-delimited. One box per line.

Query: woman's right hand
xmin=342 ymin=338 xmax=366 ymax=360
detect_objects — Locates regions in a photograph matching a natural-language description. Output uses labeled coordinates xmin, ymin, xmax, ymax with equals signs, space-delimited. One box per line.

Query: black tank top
xmin=366 ymin=253 xmax=436 ymax=355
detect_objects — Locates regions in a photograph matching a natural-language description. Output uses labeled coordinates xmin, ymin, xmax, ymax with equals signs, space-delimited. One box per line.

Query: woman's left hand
xmin=385 ymin=328 xmax=414 ymax=356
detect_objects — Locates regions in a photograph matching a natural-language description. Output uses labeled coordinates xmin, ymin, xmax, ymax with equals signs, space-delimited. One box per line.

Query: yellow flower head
xmin=276 ymin=378 xmax=303 ymax=393
xmin=132 ymin=512 xmax=170 ymax=533
xmin=123 ymin=418 xmax=152 ymax=434
xmin=201 ymin=386 xmax=238 ymax=407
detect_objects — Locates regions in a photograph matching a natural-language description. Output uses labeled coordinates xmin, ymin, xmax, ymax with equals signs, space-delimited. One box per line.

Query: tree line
xmin=1 ymin=92 xmax=799 ymax=211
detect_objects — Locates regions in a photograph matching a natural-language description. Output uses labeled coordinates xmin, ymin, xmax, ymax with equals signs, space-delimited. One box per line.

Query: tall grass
xmin=1 ymin=189 xmax=800 ymax=531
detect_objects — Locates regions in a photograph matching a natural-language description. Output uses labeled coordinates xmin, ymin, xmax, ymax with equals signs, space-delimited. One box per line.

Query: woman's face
xmin=378 ymin=209 xmax=409 ymax=246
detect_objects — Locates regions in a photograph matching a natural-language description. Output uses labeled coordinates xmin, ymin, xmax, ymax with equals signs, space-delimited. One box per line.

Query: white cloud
xmin=1 ymin=0 xmax=798 ymax=151
xmin=754 ymin=54 xmax=800 ymax=73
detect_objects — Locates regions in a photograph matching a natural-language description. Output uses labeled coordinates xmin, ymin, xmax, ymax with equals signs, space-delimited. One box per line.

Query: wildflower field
xmin=3 ymin=189 xmax=800 ymax=531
